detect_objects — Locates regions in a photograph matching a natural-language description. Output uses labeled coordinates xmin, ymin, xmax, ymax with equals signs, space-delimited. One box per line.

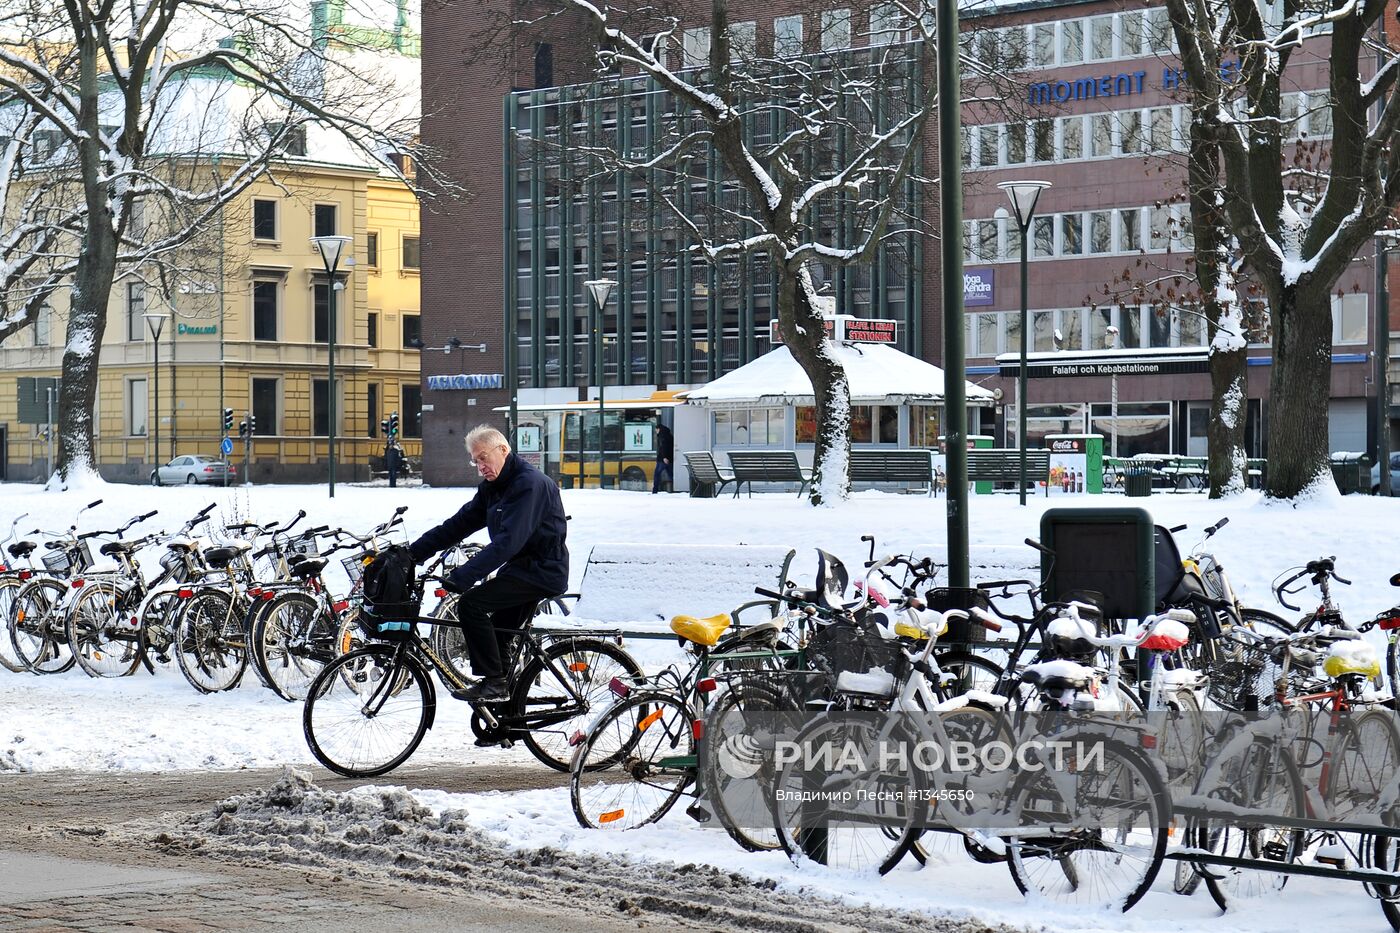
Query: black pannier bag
xmin=360 ymin=544 xmax=421 ymax=636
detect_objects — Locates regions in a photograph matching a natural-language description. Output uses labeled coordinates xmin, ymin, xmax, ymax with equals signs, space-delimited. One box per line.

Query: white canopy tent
xmin=679 ymin=343 xmax=996 ymax=408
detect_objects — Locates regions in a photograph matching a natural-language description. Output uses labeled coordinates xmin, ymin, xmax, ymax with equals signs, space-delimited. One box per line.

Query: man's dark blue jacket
xmin=408 ymin=452 xmax=569 ymax=594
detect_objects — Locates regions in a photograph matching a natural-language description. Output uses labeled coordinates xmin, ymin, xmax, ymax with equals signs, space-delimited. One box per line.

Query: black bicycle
xmin=302 ymin=574 xmax=642 ymax=776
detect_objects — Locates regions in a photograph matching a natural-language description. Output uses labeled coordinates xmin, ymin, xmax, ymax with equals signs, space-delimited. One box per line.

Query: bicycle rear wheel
xmin=570 ymin=691 xmax=694 ymax=831
xmin=512 ymin=637 xmax=643 ymax=771
xmin=771 ymin=712 xmax=922 ymax=875
xmin=255 ymin=591 xmax=339 ymax=701
xmin=303 ymin=644 xmax=432 ymax=777
xmin=9 ymin=578 xmax=74 ymax=674
xmin=1005 ymin=738 xmax=1169 ymax=912
xmin=66 ymin=581 xmax=142 ymax=678
xmin=174 ymin=590 xmax=248 ymax=693
xmin=702 ymin=679 xmax=795 ymax=852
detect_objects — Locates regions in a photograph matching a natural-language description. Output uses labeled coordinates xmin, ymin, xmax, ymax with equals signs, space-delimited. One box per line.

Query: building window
xmin=1333 ymin=293 xmax=1368 ymax=344
xmin=266 ymin=123 xmax=306 ymax=157
xmin=1060 ymin=116 xmax=1083 ymax=160
xmin=729 ymin=21 xmax=756 ymax=59
xmin=1118 ymin=208 xmax=1142 ymax=252
xmin=252 ymin=378 xmax=278 ymax=435
xmin=252 ymin=280 xmax=278 ymax=341
xmin=869 ymin=3 xmax=903 ymax=45
xmin=1060 ymin=19 xmax=1084 ymax=64
xmin=402 ymin=313 xmax=421 ymax=349
xmin=1089 ymin=211 xmax=1112 ymax=254
xmin=367 ymin=311 xmax=378 ymax=348
xmin=314 ymin=282 xmax=330 ymax=343
xmin=126 ymin=282 xmax=146 ymax=341
xmin=32 ymin=302 xmax=50 ymax=346
xmin=534 ymin=41 xmax=553 ymax=88
xmin=774 ymin=15 xmax=804 ymax=57
xmin=401 ymin=384 xmax=422 ymax=438
xmin=681 ymin=27 xmax=711 ymax=67
xmin=715 ymin=407 xmax=784 ymax=446
xmin=127 ymin=378 xmax=148 ymax=436
xmin=314 ymin=204 xmax=337 ymax=237
xmin=368 ymin=383 xmax=379 ymax=437
xmin=366 ymin=232 xmax=379 ymax=269
xmin=820 ymin=8 xmax=851 ymax=50
xmin=313 ymin=378 xmax=337 ymax=437
xmin=253 ymin=199 xmax=277 ymax=240
xmin=402 ymin=235 xmax=420 ymax=270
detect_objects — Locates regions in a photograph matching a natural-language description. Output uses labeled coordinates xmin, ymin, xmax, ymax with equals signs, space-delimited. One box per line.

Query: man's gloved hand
xmin=444 ymin=566 xmax=476 ymax=594
xmin=438 ymin=576 xmax=462 ymax=595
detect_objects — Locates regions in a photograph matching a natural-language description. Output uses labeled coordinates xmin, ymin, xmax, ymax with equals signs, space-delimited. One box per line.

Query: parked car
xmin=151 ymin=455 xmax=236 ymax=486
xmin=1372 ymin=453 xmax=1400 ymax=494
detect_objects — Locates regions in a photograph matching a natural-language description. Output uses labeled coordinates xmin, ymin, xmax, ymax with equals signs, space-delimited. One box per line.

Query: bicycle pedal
xmin=685 ymin=803 xmax=711 ymax=824
xmin=1262 ymin=840 xmax=1290 ymax=861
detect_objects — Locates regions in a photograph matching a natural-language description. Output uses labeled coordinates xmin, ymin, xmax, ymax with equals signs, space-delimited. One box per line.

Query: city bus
xmin=503 ymin=391 xmax=682 ymax=490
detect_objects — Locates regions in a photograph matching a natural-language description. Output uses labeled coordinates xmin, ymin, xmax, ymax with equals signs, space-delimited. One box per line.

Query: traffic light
xmin=238 ymin=419 xmax=248 ymax=438
xmin=388 ymin=411 xmax=400 ymax=438
xmin=223 ymin=408 xmax=234 ymax=432
xmin=380 ymin=418 xmax=390 ymax=437
xmin=248 ymin=413 xmax=257 ymax=435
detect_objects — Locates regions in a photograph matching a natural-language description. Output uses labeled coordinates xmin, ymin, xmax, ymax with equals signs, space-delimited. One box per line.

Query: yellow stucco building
xmin=0 ymin=163 xmax=424 ymax=483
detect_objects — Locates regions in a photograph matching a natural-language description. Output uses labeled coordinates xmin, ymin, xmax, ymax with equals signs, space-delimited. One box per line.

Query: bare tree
xmin=0 ymin=0 xmax=425 ymax=485
xmin=1164 ymin=0 xmax=1400 ymax=498
xmin=511 ymin=0 xmax=1019 ymax=503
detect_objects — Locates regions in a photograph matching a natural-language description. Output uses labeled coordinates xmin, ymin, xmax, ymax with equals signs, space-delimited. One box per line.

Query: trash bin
xmin=1329 ymin=453 xmax=1370 ymax=495
xmin=1124 ymin=466 xmax=1153 ymax=498
xmin=689 ymin=476 xmax=715 ymax=498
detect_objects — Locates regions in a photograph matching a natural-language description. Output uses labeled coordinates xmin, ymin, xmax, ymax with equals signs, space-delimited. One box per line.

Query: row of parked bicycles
xmin=0 ymin=498 xmax=493 ymax=701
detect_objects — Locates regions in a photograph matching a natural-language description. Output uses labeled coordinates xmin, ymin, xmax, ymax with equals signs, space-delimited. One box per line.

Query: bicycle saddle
xmin=203 ymin=546 xmax=237 ymax=568
xmin=1020 ymin=660 xmax=1094 ymax=693
xmin=289 ymin=558 xmax=328 ymax=579
xmin=7 ymin=541 xmax=35 ymax=559
xmin=727 ymin=619 xmax=782 ymax=647
xmin=100 ymin=540 xmax=135 ymax=557
xmin=669 ymin=613 xmax=732 ymax=647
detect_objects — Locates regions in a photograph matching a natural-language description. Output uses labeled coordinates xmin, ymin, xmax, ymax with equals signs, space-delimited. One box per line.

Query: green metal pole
xmin=596 ymin=303 xmax=605 ymax=488
xmin=504 ymin=94 xmax=519 ymax=445
xmin=938 ymin=0 xmax=969 ymax=590
xmin=328 ymin=280 xmax=337 ymax=498
xmin=1018 ymin=226 xmax=1029 ymax=506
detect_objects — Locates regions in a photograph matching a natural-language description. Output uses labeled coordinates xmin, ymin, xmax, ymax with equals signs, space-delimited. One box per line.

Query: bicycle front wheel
xmin=570 ymin=691 xmax=694 ymax=831
xmin=0 ymin=577 xmax=30 ymax=672
xmin=174 ymin=590 xmax=248 ymax=693
xmin=1005 ymin=738 xmax=1169 ymax=912
xmin=512 ymin=636 xmax=643 ymax=771
xmin=66 ymin=581 xmax=142 ymax=678
xmin=303 ymin=645 xmax=433 ymax=777
xmin=9 ymin=578 xmax=74 ymax=674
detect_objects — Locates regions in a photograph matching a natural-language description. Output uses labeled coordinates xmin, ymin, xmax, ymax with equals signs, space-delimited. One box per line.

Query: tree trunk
xmin=1264 ymin=285 xmax=1334 ymax=497
xmin=54 ymin=28 xmax=116 ymax=486
xmin=1207 ymin=350 xmax=1248 ymax=496
xmin=775 ymin=266 xmax=850 ymax=505
xmin=1185 ymin=126 xmax=1248 ymax=498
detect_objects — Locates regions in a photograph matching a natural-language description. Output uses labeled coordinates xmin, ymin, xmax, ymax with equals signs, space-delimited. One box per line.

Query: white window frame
xmin=774 ymin=15 xmax=804 ymax=57
xmin=1332 ymin=293 xmax=1368 ymax=345
xmin=820 ymin=9 xmax=851 ymax=51
xmin=681 ymin=27 xmax=711 ymax=67
xmin=127 ymin=376 xmax=148 ymax=437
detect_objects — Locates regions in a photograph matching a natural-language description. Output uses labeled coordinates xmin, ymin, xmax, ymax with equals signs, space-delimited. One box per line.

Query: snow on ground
xmin=5 ymin=480 xmax=1400 ymax=930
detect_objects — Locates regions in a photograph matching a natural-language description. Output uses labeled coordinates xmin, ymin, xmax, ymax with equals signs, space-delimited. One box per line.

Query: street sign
xmin=221 ymin=436 xmax=234 ymax=456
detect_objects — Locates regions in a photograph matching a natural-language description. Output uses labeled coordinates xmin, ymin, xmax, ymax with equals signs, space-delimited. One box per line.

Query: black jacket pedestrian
xmin=408 ymin=452 xmax=569 ymax=594
xmin=656 ymin=424 xmax=674 ymax=463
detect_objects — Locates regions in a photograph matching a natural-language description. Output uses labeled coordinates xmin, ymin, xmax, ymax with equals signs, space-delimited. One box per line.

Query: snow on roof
xmin=680 ymin=342 xmax=996 ymax=408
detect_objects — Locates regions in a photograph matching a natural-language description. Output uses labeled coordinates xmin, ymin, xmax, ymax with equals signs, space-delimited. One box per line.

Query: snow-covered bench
xmin=571 ymin=543 xmax=797 ymax=634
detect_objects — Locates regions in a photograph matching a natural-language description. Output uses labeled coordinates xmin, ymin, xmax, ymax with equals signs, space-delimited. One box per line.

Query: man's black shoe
xmin=452 ymin=676 xmax=510 ymax=703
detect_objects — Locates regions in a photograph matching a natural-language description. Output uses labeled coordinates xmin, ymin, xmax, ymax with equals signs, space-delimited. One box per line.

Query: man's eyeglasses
xmin=469 ymin=445 xmax=507 ymax=467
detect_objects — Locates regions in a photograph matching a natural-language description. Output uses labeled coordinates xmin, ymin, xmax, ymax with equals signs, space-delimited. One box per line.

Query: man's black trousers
xmin=454 ymin=575 xmax=555 ymax=679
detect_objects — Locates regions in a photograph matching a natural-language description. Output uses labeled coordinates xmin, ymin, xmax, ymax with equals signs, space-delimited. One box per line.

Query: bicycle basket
xmin=41 ymin=541 xmax=92 ymax=578
xmin=289 ymin=534 xmax=320 ymax=558
xmin=806 ymin=618 xmax=906 ymax=698
xmin=342 ymin=551 xmax=374 ymax=588
xmin=1206 ymin=629 xmax=1280 ymax=710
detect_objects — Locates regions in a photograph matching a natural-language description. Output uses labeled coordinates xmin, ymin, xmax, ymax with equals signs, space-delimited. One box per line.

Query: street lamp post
xmin=311 ymin=235 xmax=353 ymax=499
xmin=143 ymin=312 xmax=170 ymax=475
xmin=1106 ymin=325 xmax=1121 ymax=458
xmin=585 ymin=278 xmax=617 ymax=489
xmin=997 ymin=180 xmax=1051 ymax=507
xmin=1377 ymin=234 xmax=1395 ymax=496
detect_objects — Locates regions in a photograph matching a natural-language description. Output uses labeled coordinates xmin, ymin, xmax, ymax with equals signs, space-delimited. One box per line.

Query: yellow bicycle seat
xmin=1323 ymin=641 xmax=1381 ymax=679
xmin=669 ymin=613 xmax=732 ymax=647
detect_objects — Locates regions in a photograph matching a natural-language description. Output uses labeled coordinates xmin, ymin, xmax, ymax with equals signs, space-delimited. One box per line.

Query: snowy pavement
xmin=4 ymin=479 xmax=1400 ymax=931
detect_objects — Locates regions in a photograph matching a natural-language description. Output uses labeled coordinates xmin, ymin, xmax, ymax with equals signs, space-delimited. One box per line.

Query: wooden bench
xmin=1162 ymin=456 xmax=1207 ymax=491
xmin=848 ymin=449 xmax=939 ymax=497
xmin=966 ymin=448 xmax=1050 ymax=496
xmin=683 ymin=450 xmax=736 ymax=496
xmin=726 ymin=450 xmax=813 ymax=498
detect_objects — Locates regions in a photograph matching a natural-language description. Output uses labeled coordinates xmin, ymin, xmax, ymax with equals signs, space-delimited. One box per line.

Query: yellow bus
xmin=506 ymin=391 xmax=682 ymax=490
